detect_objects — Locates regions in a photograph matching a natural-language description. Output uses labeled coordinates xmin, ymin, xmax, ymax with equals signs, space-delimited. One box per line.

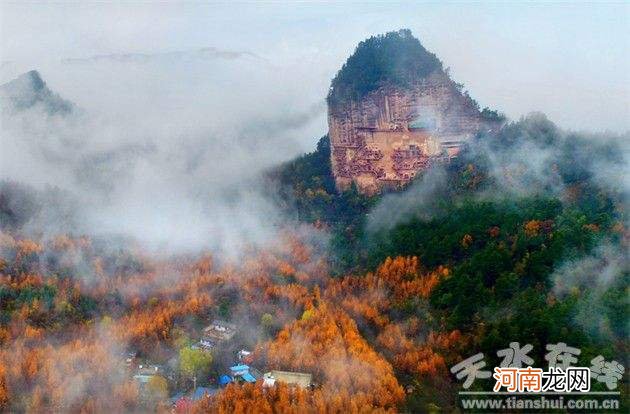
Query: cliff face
xmin=328 ymin=32 xmax=498 ymax=194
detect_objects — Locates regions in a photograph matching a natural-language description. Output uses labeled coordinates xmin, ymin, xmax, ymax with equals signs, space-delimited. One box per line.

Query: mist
xmin=552 ymin=241 xmax=629 ymax=339
xmin=366 ymin=166 xmax=449 ymax=233
xmin=367 ymin=112 xmax=629 ymax=233
xmin=1 ymin=49 xmax=327 ymax=255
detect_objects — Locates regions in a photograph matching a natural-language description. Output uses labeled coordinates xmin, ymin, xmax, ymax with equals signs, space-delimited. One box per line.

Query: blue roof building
xmin=229 ymin=364 xmax=250 ymax=375
xmin=168 ymin=391 xmax=185 ymax=405
xmin=241 ymin=372 xmax=256 ymax=383
xmin=192 ymin=387 xmax=218 ymax=401
xmin=227 ymin=364 xmax=258 ymax=383
xmin=219 ymin=374 xmax=232 ymax=386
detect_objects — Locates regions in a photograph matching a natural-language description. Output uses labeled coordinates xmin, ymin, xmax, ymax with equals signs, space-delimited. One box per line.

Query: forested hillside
xmin=273 ymin=113 xmax=628 ymax=410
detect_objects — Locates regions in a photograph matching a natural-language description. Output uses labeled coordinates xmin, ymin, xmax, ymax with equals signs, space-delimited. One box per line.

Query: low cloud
xmin=366 ymin=166 xmax=448 ymax=233
xmin=0 ymin=50 xmax=327 ymax=256
xmin=552 ymin=241 xmax=629 ymax=338
xmin=367 ymin=113 xmax=629 ymax=233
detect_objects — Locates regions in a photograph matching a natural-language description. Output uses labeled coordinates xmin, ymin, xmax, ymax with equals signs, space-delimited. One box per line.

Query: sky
xmin=1 ymin=1 xmax=629 ymax=134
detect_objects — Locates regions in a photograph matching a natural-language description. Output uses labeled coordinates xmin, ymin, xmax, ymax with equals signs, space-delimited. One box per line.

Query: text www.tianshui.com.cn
xmin=459 ymin=395 xmax=620 ymax=411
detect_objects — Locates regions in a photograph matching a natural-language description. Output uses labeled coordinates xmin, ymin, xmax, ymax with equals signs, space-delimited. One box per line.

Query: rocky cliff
xmin=328 ymin=30 xmax=501 ymax=194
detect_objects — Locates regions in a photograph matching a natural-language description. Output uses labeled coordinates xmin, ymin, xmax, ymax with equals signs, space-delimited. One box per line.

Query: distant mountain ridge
xmin=62 ymin=47 xmax=260 ymax=64
xmin=0 ymin=70 xmax=73 ymax=115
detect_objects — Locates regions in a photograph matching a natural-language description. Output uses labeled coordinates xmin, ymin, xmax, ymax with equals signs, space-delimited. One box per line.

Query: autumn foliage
xmin=0 ymin=231 xmax=465 ymax=413
xmin=267 ymin=302 xmax=404 ymax=410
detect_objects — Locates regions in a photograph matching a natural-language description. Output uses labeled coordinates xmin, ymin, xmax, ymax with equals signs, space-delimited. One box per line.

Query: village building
xmin=192 ymin=386 xmax=219 ymax=400
xmin=237 ymin=349 xmax=253 ymax=364
xmin=132 ymin=364 xmax=162 ymax=384
xmin=170 ymin=387 xmax=219 ymax=409
xmin=192 ymin=338 xmax=214 ymax=352
xmin=263 ymin=370 xmax=313 ymax=388
xmin=202 ymin=320 xmax=237 ymax=344
xmin=124 ymin=351 xmax=137 ymax=368
xmin=228 ymin=364 xmax=259 ymax=383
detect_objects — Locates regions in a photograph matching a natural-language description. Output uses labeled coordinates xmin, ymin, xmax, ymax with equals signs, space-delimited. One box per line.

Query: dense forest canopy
xmin=327 ymin=29 xmax=444 ymax=107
